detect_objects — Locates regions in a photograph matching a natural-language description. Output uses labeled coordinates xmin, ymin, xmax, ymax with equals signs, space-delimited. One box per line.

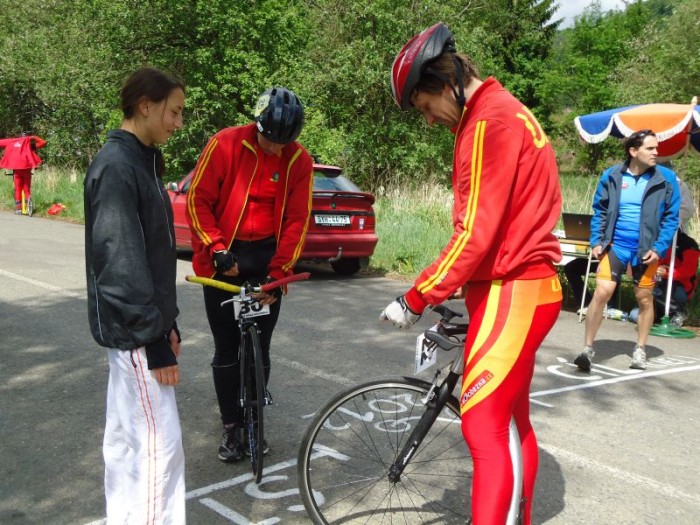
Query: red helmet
xmin=390 ymin=23 xmax=456 ymax=110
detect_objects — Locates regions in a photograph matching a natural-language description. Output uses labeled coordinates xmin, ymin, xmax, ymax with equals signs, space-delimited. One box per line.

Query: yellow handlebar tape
xmin=185 ymin=275 xmax=241 ymax=293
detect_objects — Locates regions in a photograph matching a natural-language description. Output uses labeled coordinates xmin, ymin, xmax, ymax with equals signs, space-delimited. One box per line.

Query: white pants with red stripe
xmin=104 ymin=348 xmax=186 ymax=525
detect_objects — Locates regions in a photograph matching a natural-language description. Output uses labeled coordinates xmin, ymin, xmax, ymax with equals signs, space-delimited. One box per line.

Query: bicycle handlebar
xmin=260 ymin=272 xmax=310 ymax=291
xmin=186 ymin=275 xmax=242 ymax=293
xmin=185 ymin=272 xmax=310 ymax=294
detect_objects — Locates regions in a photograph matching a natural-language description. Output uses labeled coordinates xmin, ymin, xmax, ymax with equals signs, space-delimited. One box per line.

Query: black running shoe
xmin=218 ymin=426 xmax=243 ymax=462
xmin=574 ymin=347 xmax=594 ymax=372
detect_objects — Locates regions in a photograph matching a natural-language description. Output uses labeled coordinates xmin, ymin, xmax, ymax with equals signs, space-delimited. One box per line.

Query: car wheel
xmin=330 ymin=258 xmax=361 ymax=276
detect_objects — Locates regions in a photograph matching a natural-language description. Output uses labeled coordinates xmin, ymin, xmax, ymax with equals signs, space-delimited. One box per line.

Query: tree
xmin=615 ymin=0 xmax=699 ymax=105
xmin=475 ymin=0 xmax=561 ymax=119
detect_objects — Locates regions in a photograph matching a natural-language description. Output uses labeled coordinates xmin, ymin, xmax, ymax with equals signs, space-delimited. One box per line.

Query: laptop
xmin=562 ymin=213 xmax=592 ymax=241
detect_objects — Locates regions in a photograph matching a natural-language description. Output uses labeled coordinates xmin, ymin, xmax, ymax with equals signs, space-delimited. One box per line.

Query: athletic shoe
xmin=630 ymin=346 xmax=647 ymax=370
xmin=218 ymin=425 xmax=243 ymax=462
xmin=14 ymin=209 xmax=22 ymax=215
xmin=576 ymin=307 xmax=587 ymax=316
xmin=670 ymin=311 xmax=688 ymax=328
xmin=574 ymin=346 xmax=594 ymax=372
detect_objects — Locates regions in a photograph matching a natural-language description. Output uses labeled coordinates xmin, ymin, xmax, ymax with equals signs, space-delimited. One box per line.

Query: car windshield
xmin=313 ymin=172 xmax=361 ymax=192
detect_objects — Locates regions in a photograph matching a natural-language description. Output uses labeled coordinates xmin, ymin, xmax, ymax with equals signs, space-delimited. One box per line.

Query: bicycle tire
xmin=242 ymin=324 xmax=265 ymax=483
xmin=298 ymin=376 xmax=472 ymax=524
xmin=26 ymin=196 xmax=33 ymax=217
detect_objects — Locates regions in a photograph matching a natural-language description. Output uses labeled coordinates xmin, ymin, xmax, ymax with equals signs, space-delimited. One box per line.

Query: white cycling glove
xmin=379 ymin=296 xmax=421 ymax=329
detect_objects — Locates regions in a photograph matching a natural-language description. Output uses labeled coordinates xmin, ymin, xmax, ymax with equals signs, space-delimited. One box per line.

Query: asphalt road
xmin=1 ymin=210 xmax=699 ymax=525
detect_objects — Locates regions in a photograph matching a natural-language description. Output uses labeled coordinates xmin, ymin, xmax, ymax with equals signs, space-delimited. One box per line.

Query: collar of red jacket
xmin=452 ymin=76 xmax=501 ymax=135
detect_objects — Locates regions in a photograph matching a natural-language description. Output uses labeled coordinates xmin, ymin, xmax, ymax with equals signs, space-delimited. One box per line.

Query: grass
xmin=0 ymin=167 xmax=85 ymax=222
xmin=2 ymin=168 xmax=699 ymax=325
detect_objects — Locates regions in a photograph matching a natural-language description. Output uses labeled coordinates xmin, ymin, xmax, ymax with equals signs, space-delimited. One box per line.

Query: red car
xmin=167 ymin=164 xmax=378 ymax=275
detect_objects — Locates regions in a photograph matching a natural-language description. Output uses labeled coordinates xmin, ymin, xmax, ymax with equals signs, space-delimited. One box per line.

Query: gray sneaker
xmin=574 ymin=346 xmax=594 ymax=372
xmin=630 ymin=346 xmax=647 ymax=370
xmin=670 ymin=311 xmax=688 ymax=328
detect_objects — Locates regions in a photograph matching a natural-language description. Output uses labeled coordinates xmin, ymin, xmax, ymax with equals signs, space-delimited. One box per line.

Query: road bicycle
xmin=297 ymin=304 xmax=524 ymax=524
xmin=187 ymin=271 xmax=310 ymax=483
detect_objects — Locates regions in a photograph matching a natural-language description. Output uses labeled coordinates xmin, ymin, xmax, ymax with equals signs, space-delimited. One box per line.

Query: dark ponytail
xmin=120 ymin=67 xmax=185 ymax=119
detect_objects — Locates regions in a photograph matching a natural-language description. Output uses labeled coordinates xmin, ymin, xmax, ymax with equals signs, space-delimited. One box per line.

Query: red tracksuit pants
xmin=13 ymin=169 xmax=32 ymax=205
xmin=461 ymin=275 xmax=562 ymax=525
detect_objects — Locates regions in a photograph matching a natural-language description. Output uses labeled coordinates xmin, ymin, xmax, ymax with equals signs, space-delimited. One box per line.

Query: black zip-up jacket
xmin=84 ymin=130 xmax=179 ymax=368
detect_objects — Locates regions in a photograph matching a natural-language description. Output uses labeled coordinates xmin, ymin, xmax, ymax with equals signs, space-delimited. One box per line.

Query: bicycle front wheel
xmin=243 ymin=324 xmax=265 ymax=483
xmin=298 ymin=377 xmax=471 ymax=524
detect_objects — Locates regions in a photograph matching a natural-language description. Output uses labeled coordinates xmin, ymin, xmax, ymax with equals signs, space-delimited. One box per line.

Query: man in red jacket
xmin=382 ymin=23 xmax=562 ymax=525
xmin=0 ymin=132 xmax=46 ymax=214
xmin=187 ymin=87 xmax=313 ymax=462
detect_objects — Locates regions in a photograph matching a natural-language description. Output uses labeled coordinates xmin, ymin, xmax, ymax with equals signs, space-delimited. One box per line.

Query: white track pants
xmin=104 ymin=348 xmax=186 ymax=525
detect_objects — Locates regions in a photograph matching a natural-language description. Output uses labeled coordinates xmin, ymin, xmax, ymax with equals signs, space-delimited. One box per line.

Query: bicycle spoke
xmin=299 ymin=379 xmax=471 ymax=524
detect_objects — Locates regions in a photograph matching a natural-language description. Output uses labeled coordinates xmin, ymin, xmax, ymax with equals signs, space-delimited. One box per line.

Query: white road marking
xmin=200 ymin=497 xmax=280 ymax=525
xmin=274 ymin=355 xmax=355 ymax=387
xmin=540 ymin=442 xmax=700 ymax=508
xmin=531 ymin=363 xmax=700 ymax=398
xmin=0 ymin=268 xmax=83 ymax=299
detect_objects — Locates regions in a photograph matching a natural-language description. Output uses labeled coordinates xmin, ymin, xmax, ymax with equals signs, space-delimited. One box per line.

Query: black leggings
xmin=203 ymin=238 xmax=281 ymax=426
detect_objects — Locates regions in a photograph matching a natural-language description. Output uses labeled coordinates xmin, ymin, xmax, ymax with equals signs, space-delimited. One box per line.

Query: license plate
xmin=314 ymin=214 xmax=350 ymax=226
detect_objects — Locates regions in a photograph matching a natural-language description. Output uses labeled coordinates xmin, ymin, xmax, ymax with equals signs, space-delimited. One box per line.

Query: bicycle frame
xmin=396 ymin=312 xmax=524 ymax=525
xmin=388 ymin=352 xmax=463 ymax=483
xmin=186 ymin=272 xmax=310 ymax=482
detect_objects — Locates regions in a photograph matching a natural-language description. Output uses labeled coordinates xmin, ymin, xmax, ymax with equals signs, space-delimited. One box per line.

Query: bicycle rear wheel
xmin=298 ymin=377 xmax=471 ymax=524
xmin=242 ymin=324 xmax=265 ymax=483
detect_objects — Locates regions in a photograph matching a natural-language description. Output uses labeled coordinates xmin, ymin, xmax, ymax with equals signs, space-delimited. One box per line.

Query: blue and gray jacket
xmin=590 ymin=163 xmax=680 ymax=259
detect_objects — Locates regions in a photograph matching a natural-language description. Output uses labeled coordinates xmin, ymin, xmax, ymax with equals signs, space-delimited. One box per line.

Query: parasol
xmin=574 ymin=98 xmax=699 ymax=160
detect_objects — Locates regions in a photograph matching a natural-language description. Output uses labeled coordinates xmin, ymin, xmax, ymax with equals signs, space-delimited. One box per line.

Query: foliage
xmin=0 ymin=0 xmax=310 ymax=178
xmin=0 ymin=0 xmax=697 ymax=187
xmin=474 ymin=0 xmax=560 ymax=122
xmin=615 ymin=0 xmax=700 ymax=105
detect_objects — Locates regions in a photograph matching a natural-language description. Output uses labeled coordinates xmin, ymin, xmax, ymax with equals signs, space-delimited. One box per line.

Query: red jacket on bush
xmin=0 ymin=135 xmax=46 ymax=170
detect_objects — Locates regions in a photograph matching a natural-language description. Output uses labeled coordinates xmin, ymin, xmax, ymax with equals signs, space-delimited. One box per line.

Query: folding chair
xmin=578 ymin=249 xmax=595 ymax=323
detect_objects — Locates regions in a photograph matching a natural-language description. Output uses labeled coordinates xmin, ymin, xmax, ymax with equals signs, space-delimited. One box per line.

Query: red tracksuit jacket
xmin=406 ymin=78 xmax=562 ymax=310
xmin=0 ymin=135 xmax=46 ymax=170
xmin=187 ymin=123 xmax=313 ymax=279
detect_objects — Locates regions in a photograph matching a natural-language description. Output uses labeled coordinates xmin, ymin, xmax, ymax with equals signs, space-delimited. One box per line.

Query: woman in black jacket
xmin=84 ymin=67 xmax=187 ymax=524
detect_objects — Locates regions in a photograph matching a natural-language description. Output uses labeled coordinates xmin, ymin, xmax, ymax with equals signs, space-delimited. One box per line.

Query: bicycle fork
xmin=387 ymin=369 xmax=461 ymax=483
xmin=387 ymin=367 xmax=525 ymax=525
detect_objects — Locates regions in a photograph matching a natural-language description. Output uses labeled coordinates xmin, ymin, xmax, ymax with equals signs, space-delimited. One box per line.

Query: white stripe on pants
xmin=104 ymin=348 xmax=186 ymax=525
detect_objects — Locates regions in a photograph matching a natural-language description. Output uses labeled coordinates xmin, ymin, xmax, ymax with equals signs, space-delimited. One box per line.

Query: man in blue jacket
xmin=575 ymin=130 xmax=680 ymax=371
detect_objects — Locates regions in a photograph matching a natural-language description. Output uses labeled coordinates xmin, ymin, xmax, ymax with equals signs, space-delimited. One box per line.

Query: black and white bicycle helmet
xmin=254 ymin=87 xmax=304 ymax=144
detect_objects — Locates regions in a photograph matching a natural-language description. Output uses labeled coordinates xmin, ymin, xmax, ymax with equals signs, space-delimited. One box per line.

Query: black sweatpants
xmin=202 ymin=237 xmax=281 ymax=426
